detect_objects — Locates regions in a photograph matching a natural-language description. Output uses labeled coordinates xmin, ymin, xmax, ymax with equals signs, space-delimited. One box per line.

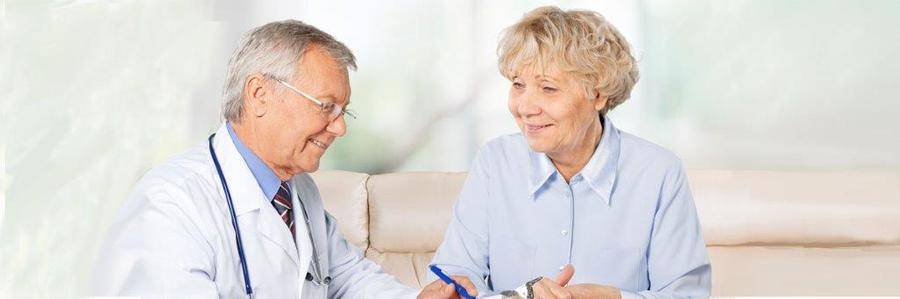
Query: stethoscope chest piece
xmin=305 ymin=272 xmax=333 ymax=286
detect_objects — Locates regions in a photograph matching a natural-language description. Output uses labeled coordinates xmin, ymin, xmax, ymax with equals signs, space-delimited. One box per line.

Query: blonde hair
xmin=498 ymin=6 xmax=639 ymax=114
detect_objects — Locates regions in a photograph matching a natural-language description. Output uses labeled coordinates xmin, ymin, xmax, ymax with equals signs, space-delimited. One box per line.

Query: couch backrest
xmin=691 ymin=170 xmax=900 ymax=246
xmin=311 ymin=170 xmax=900 ymax=296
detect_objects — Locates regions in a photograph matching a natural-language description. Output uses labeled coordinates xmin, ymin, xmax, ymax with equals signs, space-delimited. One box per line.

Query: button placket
xmin=564 ymin=183 xmax=576 ymax=265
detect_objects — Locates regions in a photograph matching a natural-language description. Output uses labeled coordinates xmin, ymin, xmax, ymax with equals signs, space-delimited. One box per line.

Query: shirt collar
xmin=527 ymin=150 xmax=557 ymax=198
xmin=227 ymin=122 xmax=282 ymax=201
xmin=527 ymin=115 xmax=621 ymax=205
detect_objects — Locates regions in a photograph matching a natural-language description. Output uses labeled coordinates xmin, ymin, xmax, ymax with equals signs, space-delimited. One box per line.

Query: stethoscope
xmin=208 ymin=134 xmax=331 ymax=297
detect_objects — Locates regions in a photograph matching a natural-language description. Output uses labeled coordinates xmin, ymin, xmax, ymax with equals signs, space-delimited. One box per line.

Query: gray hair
xmin=222 ymin=20 xmax=357 ymax=122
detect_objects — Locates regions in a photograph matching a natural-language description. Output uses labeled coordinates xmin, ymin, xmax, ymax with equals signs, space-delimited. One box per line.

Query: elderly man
xmin=92 ymin=20 xmax=476 ymax=298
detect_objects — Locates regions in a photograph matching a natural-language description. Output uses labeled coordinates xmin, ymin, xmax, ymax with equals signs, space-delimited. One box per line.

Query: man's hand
xmin=418 ymin=275 xmax=478 ymax=299
xmin=566 ymin=283 xmax=621 ymax=299
xmin=527 ymin=264 xmax=576 ymax=299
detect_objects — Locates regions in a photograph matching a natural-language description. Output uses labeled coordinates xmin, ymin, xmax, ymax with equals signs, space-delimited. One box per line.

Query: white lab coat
xmin=93 ymin=124 xmax=418 ymax=298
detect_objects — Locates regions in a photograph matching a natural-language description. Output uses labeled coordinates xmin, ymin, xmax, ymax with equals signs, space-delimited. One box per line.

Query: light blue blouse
xmin=430 ymin=116 xmax=711 ymax=298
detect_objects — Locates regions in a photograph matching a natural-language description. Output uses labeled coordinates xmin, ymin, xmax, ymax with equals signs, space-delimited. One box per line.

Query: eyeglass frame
xmin=265 ymin=74 xmax=357 ymax=122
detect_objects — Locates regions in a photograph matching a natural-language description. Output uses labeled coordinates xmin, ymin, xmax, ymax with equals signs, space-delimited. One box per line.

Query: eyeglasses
xmin=270 ymin=76 xmax=356 ymax=122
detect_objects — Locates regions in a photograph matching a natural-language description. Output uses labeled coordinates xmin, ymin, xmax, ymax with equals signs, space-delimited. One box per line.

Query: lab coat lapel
xmin=212 ymin=124 xmax=260 ymax=216
xmin=305 ymin=180 xmax=331 ymax=273
xmin=256 ymin=201 xmax=302 ymax=269
xmin=291 ymin=175 xmax=317 ymax=279
xmin=212 ymin=124 xmax=300 ymax=268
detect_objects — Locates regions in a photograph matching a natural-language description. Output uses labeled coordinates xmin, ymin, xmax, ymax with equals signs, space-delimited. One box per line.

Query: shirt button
xmin=561 ymin=230 xmax=568 ymax=236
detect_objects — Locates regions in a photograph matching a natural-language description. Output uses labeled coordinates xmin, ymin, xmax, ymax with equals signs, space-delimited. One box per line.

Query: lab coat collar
xmin=290 ymin=174 xmax=325 ymax=282
xmin=211 ymin=123 xmax=301 ymax=267
xmin=212 ymin=124 xmax=263 ymax=216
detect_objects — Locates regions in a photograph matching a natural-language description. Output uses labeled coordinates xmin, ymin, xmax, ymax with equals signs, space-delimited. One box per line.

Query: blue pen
xmin=429 ymin=265 xmax=476 ymax=299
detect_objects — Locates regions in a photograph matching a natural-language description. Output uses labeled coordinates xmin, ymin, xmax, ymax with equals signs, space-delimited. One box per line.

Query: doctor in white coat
xmin=92 ymin=20 xmax=477 ymax=298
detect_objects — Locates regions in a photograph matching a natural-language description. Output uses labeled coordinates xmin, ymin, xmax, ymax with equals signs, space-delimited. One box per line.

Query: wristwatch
xmin=492 ymin=276 xmax=542 ymax=299
xmin=524 ymin=277 xmax=542 ymax=299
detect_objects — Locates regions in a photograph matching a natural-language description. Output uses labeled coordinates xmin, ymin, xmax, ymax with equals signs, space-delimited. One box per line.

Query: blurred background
xmin=2 ymin=0 xmax=899 ymax=297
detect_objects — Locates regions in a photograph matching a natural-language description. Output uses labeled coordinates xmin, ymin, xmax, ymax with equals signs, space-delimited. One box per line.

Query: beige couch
xmin=310 ymin=170 xmax=900 ymax=296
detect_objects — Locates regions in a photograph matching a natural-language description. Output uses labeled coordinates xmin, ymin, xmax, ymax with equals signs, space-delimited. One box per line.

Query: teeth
xmin=308 ymin=139 xmax=327 ymax=148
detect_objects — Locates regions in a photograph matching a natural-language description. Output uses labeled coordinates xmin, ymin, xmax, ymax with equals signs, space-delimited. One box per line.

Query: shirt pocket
xmin=578 ymin=247 xmax=647 ymax=292
xmin=488 ymin=235 xmax=536 ymax=291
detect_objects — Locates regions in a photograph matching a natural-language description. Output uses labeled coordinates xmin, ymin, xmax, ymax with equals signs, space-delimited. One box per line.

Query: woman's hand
xmin=528 ymin=264 xmax=575 ymax=298
xmin=526 ymin=265 xmax=620 ymax=299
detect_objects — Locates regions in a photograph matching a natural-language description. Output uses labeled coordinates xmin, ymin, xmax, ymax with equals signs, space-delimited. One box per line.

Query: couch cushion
xmin=310 ymin=170 xmax=370 ymax=250
xmin=690 ymin=170 xmax=900 ymax=246
xmin=366 ymin=172 xmax=467 ymax=252
xmin=708 ymin=245 xmax=900 ymax=295
xmin=365 ymin=248 xmax=435 ymax=288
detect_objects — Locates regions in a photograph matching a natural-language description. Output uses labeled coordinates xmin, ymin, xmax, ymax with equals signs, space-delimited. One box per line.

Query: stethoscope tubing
xmin=209 ymin=134 xmax=254 ymax=296
xmin=209 ymin=133 xmax=331 ymax=297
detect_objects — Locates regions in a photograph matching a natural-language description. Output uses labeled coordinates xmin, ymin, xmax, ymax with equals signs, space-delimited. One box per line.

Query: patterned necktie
xmin=272 ymin=181 xmax=295 ymax=239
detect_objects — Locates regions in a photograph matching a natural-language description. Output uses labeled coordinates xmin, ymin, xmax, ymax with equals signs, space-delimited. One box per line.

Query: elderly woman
xmin=429 ymin=6 xmax=710 ymax=299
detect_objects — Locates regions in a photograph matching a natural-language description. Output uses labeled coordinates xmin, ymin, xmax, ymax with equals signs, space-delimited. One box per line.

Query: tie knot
xmin=273 ymin=181 xmax=295 ymax=238
xmin=273 ymin=181 xmax=292 ymax=211
xmin=279 ymin=181 xmax=291 ymax=196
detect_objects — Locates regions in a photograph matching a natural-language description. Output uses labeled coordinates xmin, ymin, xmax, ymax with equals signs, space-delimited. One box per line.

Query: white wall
xmin=0 ymin=0 xmax=301 ymax=296
xmin=633 ymin=0 xmax=900 ymax=170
